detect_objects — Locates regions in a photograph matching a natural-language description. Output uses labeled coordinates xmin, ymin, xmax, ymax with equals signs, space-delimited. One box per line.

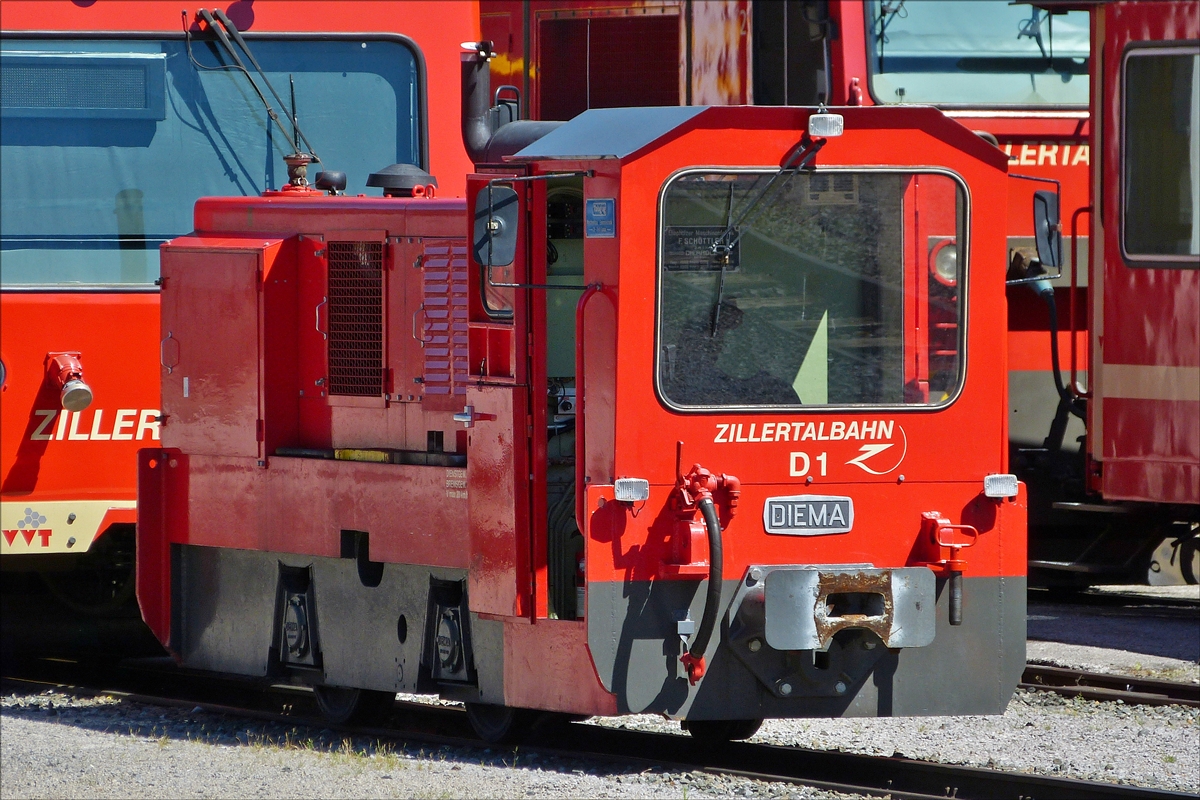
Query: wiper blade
xmin=708 ymin=134 xmax=827 ymax=336
xmin=211 ymin=8 xmax=320 ymax=160
xmin=710 ymin=183 xmax=736 ymax=336
xmin=709 ymin=135 xmax=827 ymax=258
xmin=189 ymin=9 xmax=320 ymax=186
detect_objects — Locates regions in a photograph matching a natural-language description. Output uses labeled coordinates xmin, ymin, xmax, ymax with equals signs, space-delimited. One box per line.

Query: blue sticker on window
xmin=585 ymin=198 xmax=615 ymax=238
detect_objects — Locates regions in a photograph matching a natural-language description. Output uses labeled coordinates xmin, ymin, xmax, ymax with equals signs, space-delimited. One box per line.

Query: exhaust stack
xmin=460 ymin=41 xmax=562 ymax=166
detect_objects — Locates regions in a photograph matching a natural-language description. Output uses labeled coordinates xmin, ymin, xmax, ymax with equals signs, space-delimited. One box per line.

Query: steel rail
xmin=1021 ymin=664 xmax=1200 ymax=708
xmin=3 ymin=658 xmax=1193 ymax=800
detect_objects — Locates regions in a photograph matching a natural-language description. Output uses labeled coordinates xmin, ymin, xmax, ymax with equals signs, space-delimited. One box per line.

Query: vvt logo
xmin=3 ymin=507 xmax=52 ymax=547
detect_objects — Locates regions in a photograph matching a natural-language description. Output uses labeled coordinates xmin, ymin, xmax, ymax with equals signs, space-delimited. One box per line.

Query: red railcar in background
xmin=1074 ymin=0 xmax=1200 ymax=575
xmin=0 ymin=1 xmax=477 ymax=647
xmin=479 ymin=0 xmax=1197 ymax=583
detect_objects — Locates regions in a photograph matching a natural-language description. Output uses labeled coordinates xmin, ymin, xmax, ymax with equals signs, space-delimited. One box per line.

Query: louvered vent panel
xmin=328 ymin=241 xmax=384 ymax=396
xmin=422 ymin=242 xmax=470 ymax=398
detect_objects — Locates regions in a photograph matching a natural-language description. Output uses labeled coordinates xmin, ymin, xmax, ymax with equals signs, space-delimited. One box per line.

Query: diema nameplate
xmin=763 ymin=495 xmax=854 ymax=536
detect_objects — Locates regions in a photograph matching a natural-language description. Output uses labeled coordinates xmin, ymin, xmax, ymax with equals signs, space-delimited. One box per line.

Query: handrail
xmin=1070 ymin=206 xmax=1092 ymax=399
xmin=574 ymin=283 xmax=603 ymax=533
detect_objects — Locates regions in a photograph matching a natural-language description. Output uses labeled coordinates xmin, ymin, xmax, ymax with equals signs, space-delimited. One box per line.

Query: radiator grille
xmin=328 ymin=241 xmax=384 ymax=396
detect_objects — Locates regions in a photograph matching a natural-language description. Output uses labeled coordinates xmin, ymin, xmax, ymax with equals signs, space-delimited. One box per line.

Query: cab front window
xmin=656 ymin=169 xmax=965 ymax=410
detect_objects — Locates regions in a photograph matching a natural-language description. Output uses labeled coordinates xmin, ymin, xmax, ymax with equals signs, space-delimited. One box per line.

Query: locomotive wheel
xmin=464 ymin=702 xmax=537 ymax=744
xmin=1180 ymin=535 xmax=1199 ymax=585
xmin=312 ymin=686 xmax=394 ymax=725
xmin=40 ymin=526 xmax=137 ymax=617
xmin=682 ymin=718 xmax=763 ymax=744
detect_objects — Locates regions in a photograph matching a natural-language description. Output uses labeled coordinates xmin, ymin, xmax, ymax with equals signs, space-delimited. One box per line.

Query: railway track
xmin=3 ymin=657 xmax=1194 ymax=800
xmin=1027 ymin=587 xmax=1200 ymax=620
xmin=1021 ymin=664 xmax=1200 ymax=708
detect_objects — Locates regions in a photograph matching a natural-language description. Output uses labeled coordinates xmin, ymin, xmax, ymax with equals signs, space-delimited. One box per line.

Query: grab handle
xmin=1069 ymin=206 xmax=1092 ymax=398
xmin=412 ymin=303 xmax=426 ymax=347
xmin=160 ymin=332 xmax=179 ymax=375
xmin=315 ymin=296 xmax=328 ymax=340
xmin=574 ymin=283 xmax=603 ymax=532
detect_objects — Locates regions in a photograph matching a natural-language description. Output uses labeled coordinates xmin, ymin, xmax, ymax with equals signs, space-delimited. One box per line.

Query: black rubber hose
xmin=689 ymin=497 xmax=724 ymax=663
xmin=1037 ymin=286 xmax=1086 ymax=419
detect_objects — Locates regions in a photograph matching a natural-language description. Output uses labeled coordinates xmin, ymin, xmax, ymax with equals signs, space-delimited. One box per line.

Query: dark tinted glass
xmin=1 ymin=37 xmax=421 ymax=286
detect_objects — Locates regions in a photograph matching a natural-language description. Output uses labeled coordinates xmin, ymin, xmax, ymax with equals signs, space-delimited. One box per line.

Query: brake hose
xmin=683 ymin=497 xmax=723 ymax=683
xmin=1033 ymin=281 xmax=1086 ymax=420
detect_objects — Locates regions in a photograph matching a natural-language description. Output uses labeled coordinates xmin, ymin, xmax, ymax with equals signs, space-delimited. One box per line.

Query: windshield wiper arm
xmin=707 ymin=134 xmax=827 ymax=336
xmin=211 ymin=8 xmax=321 ymax=160
xmin=191 ymin=9 xmax=320 ymax=186
xmin=709 ymin=134 xmax=827 ymax=258
xmin=710 ymin=183 xmax=736 ymax=336
xmin=194 ymin=10 xmax=295 ymax=150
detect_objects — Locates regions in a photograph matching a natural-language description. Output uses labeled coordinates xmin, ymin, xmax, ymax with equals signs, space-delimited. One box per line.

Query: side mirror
xmin=473 ymin=185 xmax=519 ymax=267
xmin=1032 ymin=189 xmax=1062 ymax=270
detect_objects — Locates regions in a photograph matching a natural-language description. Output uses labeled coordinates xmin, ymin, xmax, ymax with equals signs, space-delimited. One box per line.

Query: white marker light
xmin=983 ymin=474 xmax=1019 ymax=498
xmin=808 ymin=112 xmax=844 ymax=138
xmin=614 ymin=478 xmax=650 ymax=503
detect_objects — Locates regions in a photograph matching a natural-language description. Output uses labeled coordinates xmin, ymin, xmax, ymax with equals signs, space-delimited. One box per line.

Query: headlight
xmin=930 ymin=238 xmax=958 ymax=287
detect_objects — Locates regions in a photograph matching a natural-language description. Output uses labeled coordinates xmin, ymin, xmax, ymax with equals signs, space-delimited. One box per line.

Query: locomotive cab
xmin=138 ymin=102 xmax=1026 ymax=741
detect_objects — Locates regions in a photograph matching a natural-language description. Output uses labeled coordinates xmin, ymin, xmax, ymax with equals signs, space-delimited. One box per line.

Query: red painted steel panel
xmin=135 ymin=449 xmax=171 ymax=649
xmin=160 ymin=240 xmax=269 ymax=459
xmin=1 ymin=293 xmax=160 ymax=502
xmin=466 ymin=386 xmax=531 ymax=617
xmin=172 ymin=455 xmax=470 ymax=567
xmin=501 ymin=618 xmax=618 ymax=714
xmin=584 ymin=481 xmax=1026 ymax=585
xmin=1101 ymin=398 xmax=1200 ymax=505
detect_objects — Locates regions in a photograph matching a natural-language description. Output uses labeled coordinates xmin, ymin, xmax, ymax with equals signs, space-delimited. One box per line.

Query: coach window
xmin=0 ymin=36 xmax=423 ymax=287
xmin=657 ymin=170 xmax=966 ymax=409
xmin=1122 ymin=47 xmax=1200 ymax=264
xmin=864 ymin=1 xmax=1089 ymax=107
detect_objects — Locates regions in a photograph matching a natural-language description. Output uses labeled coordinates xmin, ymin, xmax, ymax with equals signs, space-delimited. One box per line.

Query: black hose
xmin=1038 ymin=287 xmax=1086 ymax=420
xmin=689 ymin=498 xmax=724 ymax=664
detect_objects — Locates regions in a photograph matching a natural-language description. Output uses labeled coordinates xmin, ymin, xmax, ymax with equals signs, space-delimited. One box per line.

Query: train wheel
xmin=1180 ymin=535 xmax=1199 ymax=585
xmin=682 ymin=718 xmax=763 ymax=744
xmin=40 ymin=526 xmax=137 ymax=617
xmin=312 ymin=686 xmax=394 ymax=725
xmin=464 ymin=703 xmax=536 ymax=744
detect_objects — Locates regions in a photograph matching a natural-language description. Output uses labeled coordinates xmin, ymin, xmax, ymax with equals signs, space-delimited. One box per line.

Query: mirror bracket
xmin=476 ymin=171 xmax=595 ymax=290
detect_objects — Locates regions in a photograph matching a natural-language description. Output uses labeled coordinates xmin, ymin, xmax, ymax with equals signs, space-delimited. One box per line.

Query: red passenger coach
xmin=1 ymin=1 xmax=476 ymax=636
xmin=1067 ymin=0 xmax=1200 ymax=574
xmin=138 ymin=50 xmax=1026 ymax=738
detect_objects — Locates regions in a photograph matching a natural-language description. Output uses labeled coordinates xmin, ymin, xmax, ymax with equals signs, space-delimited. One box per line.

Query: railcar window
xmin=0 ymin=37 xmax=422 ymax=287
xmin=865 ymin=1 xmax=1089 ymax=107
xmin=1123 ymin=48 xmax=1200 ymax=263
xmin=657 ymin=170 xmax=965 ymax=409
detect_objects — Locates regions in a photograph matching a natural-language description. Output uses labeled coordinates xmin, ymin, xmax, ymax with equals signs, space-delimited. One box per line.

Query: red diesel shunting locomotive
xmin=137 ymin=44 xmax=1026 ymax=741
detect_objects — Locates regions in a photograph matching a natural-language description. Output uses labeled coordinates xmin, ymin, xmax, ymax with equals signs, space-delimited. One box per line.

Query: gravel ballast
xmin=3 ymin=585 xmax=1196 ymax=798
xmin=0 ymin=691 xmax=853 ymax=800
xmin=591 ymin=689 xmax=1199 ymax=794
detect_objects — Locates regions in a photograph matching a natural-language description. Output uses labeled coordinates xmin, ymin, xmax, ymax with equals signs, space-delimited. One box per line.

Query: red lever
xmin=680 ymin=652 xmax=705 ymax=684
xmin=919 ymin=511 xmax=980 ymax=627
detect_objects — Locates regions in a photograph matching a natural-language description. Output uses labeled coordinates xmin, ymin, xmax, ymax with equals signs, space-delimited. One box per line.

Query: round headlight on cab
xmin=929 ymin=238 xmax=958 ymax=287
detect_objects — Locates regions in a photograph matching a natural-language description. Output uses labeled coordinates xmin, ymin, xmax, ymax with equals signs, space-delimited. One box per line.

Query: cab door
xmin=464 ymin=172 xmax=535 ymax=618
